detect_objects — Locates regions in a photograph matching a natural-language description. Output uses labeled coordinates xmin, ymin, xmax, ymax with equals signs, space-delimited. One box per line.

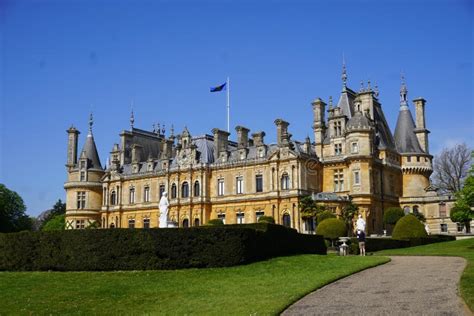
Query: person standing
xmin=357 ymin=229 xmax=366 ymax=256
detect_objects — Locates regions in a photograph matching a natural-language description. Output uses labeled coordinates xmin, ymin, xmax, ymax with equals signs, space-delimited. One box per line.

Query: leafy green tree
xmin=42 ymin=214 xmax=65 ymax=231
xmin=383 ymin=207 xmax=405 ymax=225
xmin=451 ymin=174 xmax=474 ymax=233
xmin=0 ymin=184 xmax=33 ymax=232
xmin=341 ymin=202 xmax=359 ymax=236
xmin=39 ymin=199 xmax=66 ymax=230
xmin=316 ymin=210 xmax=336 ymax=224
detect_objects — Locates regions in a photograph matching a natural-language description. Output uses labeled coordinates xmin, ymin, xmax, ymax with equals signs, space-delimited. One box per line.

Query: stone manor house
xmin=64 ymin=69 xmax=458 ymax=234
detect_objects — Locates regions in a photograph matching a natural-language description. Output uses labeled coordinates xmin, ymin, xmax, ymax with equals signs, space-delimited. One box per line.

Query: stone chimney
xmin=274 ymin=119 xmax=290 ymax=146
xmin=235 ymin=125 xmax=250 ymax=148
xmin=212 ymin=128 xmax=230 ymax=159
xmin=413 ymin=97 xmax=430 ymax=153
xmin=66 ymin=125 xmax=80 ymax=169
xmin=252 ymin=131 xmax=266 ymax=146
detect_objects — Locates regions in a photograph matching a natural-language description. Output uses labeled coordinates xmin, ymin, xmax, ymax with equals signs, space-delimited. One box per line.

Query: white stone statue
xmin=159 ymin=192 xmax=169 ymax=228
xmin=356 ymin=214 xmax=366 ymax=232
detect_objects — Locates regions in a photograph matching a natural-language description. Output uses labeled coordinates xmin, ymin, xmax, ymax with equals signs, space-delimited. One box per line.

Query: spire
xmin=341 ymin=53 xmax=348 ymax=90
xmin=88 ymin=112 xmax=94 ymax=135
xmin=400 ymin=73 xmax=408 ymax=110
xmin=130 ymin=101 xmax=135 ymax=129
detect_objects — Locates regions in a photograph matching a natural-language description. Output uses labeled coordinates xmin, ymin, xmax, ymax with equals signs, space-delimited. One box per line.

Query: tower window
xmin=335 ymin=143 xmax=342 ymax=155
xmin=351 ymin=142 xmax=359 ymax=153
xmin=75 ymin=219 xmax=85 ymax=229
xmin=80 ymin=171 xmax=86 ymax=181
xmin=353 ymin=170 xmax=360 ymax=185
xmin=76 ymin=191 xmax=86 ymax=209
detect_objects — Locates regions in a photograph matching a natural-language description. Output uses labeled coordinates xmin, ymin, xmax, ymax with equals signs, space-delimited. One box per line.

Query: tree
xmin=317 ymin=210 xmax=336 ymax=223
xmin=392 ymin=214 xmax=427 ymax=240
xmin=383 ymin=207 xmax=405 ymax=225
xmin=341 ymin=202 xmax=359 ymax=236
xmin=0 ymin=184 xmax=33 ymax=232
xmin=432 ymin=143 xmax=471 ymax=193
xmin=39 ymin=199 xmax=66 ymax=230
xmin=450 ymin=174 xmax=474 ymax=233
xmin=42 ymin=214 xmax=65 ymax=231
xmin=299 ymin=195 xmax=325 ymax=219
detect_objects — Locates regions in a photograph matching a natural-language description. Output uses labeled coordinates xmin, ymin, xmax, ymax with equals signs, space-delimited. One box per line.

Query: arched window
xmin=181 ymin=182 xmax=189 ymax=198
xmin=110 ymin=190 xmax=117 ymax=205
xmin=171 ymin=183 xmax=177 ymax=199
xmin=282 ymin=213 xmax=291 ymax=227
xmin=182 ymin=218 xmax=189 ymax=228
xmin=194 ymin=181 xmax=200 ymax=197
xmin=281 ymin=173 xmax=290 ymax=190
xmin=194 ymin=218 xmax=200 ymax=227
xmin=403 ymin=206 xmax=411 ymax=215
xmin=413 ymin=205 xmax=419 ymax=215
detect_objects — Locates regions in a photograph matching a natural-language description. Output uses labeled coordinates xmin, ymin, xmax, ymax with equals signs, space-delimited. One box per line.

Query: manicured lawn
xmin=377 ymin=238 xmax=474 ymax=312
xmin=0 ymin=255 xmax=388 ymax=315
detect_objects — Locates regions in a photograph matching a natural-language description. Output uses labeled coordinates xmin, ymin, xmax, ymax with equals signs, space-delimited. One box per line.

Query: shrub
xmin=316 ymin=218 xmax=346 ymax=240
xmin=392 ymin=214 xmax=427 ymax=240
xmin=383 ymin=207 xmax=404 ymax=225
xmin=257 ymin=216 xmax=275 ymax=224
xmin=316 ymin=211 xmax=336 ymax=224
xmin=0 ymin=224 xmax=326 ymax=271
xmin=206 ymin=219 xmax=224 ymax=226
xmin=41 ymin=214 xmax=65 ymax=231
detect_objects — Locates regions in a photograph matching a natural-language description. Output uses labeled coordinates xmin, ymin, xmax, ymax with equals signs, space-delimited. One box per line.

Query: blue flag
xmin=210 ymin=82 xmax=226 ymax=92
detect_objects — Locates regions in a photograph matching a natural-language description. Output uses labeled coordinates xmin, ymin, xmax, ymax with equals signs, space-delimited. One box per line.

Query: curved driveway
xmin=282 ymin=256 xmax=469 ymax=316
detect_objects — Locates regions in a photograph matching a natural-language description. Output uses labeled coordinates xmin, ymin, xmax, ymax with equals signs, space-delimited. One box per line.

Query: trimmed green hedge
xmin=392 ymin=214 xmax=427 ymax=240
xmin=349 ymin=234 xmax=456 ymax=254
xmin=0 ymin=224 xmax=326 ymax=271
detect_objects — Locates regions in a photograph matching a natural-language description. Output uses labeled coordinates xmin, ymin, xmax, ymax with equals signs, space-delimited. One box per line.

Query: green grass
xmin=0 ymin=255 xmax=388 ymax=315
xmin=377 ymin=238 xmax=474 ymax=312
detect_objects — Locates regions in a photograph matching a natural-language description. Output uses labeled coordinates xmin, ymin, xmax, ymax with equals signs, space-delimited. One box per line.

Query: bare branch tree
xmin=432 ymin=143 xmax=472 ymax=193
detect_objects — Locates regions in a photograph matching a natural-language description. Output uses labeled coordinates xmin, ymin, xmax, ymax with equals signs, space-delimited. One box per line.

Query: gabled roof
xmin=80 ymin=133 xmax=102 ymax=169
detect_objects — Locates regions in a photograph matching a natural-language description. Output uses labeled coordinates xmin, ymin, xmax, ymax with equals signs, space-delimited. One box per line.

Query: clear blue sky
xmin=1 ymin=0 xmax=472 ymax=216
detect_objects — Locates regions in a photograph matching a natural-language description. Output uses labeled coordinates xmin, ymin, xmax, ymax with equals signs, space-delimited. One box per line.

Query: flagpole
xmin=227 ymin=76 xmax=230 ymax=132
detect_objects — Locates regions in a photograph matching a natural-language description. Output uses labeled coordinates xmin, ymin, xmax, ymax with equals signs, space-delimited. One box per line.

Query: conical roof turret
xmin=79 ymin=113 xmax=102 ymax=169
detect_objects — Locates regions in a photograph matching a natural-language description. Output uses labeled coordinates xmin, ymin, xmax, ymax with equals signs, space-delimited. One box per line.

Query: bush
xmin=257 ymin=216 xmax=275 ymax=224
xmin=316 ymin=218 xmax=346 ymax=240
xmin=0 ymin=224 xmax=326 ymax=271
xmin=206 ymin=219 xmax=224 ymax=226
xmin=391 ymin=214 xmax=428 ymax=240
xmin=316 ymin=211 xmax=336 ymax=224
xmin=42 ymin=214 xmax=65 ymax=231
xmin=383 ymin=207 xmax=404 ymax=225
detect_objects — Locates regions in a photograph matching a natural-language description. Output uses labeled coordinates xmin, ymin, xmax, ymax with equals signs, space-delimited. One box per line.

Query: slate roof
xmin=394 ymin=105 xmax=423 ymax=153
xmin=80 ymin=133 xmax=102 ymax=169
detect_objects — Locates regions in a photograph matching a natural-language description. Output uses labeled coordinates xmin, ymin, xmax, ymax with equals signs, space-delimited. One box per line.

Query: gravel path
xmin=282 ymin=256 xmax=469 ymax=316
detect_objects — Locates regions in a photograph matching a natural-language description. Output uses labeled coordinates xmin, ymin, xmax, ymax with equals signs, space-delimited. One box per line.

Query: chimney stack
xmin=274 ymin=119 xmax=290 ymax=146
xmin=212 ymin=128 xmax=230 ymax=157
xmin=235 ymin=126 xmax=250 ymax=148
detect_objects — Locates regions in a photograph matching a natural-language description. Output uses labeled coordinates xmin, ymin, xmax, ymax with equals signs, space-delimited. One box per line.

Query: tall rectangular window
xmin=76 ymin=191 xmax=86 ymax=209
xmin=80 ymin=171 xmax=86 ymax=181
xmin=129 ymin=187 xmax=135 ymax=204
xmin=255 ymin=211 xmax=265 ymax=222
xmin=236 ymin=176 xmax=243 ymax=194
xmin=143 ymin=218 xmax=150 ymax=229
xmin=353 ymin=170 xmax=360 ymax=185
xmin=333 ymin=169 xmax=344 ymax=192
xmin=128 ymin=219 xmax=135 ymax=229
xmin=144 ymin=186 xmax=150 ymax=203
xmin=255 ymin=175 xmax=263 ymax=193
xmin=218 ymin=179 xmax=225 ymax=196
xmin=335 ymin=143 xmax=342 ymax=155
xmin=439 ymin=203 xmax=446 ymax=217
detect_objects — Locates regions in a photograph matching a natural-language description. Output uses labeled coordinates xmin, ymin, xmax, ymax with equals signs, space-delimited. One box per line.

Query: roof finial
xmin=162 ymin=124 xmax=166 ymax=135
xmin=130 ymin=100 xmax=135 ymax=129
xmin=88 ymin=111 xmax=94 ymax=135
xmin=367 ymin=79 xmax=371 ymax=91
xmin=374 ymin=82 xmax=379 ymax=98
xmin=400 ymin=72 xmax=408 ymax=109
xmin=359 ymin=80 xmax=364 ymax=92
xmin=341 ymin=53 xmax=348 ymax=90
xmin=328 ymin=96 xmax=333 ymax=109
xmin=170 ymin=124 xmax=174 ymax=136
